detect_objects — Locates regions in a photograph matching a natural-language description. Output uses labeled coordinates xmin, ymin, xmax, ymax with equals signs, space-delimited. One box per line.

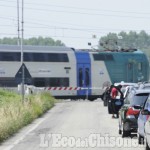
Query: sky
xmin=0 ymin=0 xmax=150 ymax=49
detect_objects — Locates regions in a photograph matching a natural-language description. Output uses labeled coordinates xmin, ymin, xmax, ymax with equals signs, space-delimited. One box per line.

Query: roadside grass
xmin=0 ymin=89 xmax=56 ymax=143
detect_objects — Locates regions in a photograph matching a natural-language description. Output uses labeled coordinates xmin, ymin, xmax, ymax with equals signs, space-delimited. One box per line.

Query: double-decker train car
xmin=0 ymin=45 xmax=149 ymax=100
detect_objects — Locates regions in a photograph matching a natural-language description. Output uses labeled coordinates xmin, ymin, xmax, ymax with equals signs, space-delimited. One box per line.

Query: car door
xmin=139 ymin=96 xmax=150 ymax=136
xmin=145 ymin=116 xmax=150 ymax=146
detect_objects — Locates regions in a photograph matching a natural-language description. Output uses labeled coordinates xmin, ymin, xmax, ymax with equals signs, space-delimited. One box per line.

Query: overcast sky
xmin=0 ymin=0 xmax=150 ymax=49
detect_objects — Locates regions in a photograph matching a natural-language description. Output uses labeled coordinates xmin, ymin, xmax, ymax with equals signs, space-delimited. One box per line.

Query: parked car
xmin=137 ymin=91 xmax=150 ymax=144
xmin=118 ymin=89 xmax=149 ymax=137
xmin=138 ymin=82 xmax=150 ymax=90
xmin=144 ymin=109 xmax=150 ymax=150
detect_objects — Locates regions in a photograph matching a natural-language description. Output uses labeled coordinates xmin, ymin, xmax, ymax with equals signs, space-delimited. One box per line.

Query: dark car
xmin=118 ymin=89 xmax=149 ymax=137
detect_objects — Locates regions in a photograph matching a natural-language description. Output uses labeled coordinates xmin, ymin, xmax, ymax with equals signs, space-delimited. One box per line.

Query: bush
xmin=0 ymin=90 xmax=56 ymax=142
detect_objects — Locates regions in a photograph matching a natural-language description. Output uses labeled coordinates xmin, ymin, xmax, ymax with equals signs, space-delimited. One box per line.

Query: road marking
xmin=3 ymin=110 xmax=51 ymax=150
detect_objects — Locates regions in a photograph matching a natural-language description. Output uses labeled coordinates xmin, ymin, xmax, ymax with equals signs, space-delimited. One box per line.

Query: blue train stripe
xmin=75 ymin=51 xmax=91 ymax=96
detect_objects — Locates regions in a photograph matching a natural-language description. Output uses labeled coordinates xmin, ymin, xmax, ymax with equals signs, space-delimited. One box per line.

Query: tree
xmin=99 ymin=33 xmax=118 ymax=50
xmin=99 ymin=31 xmax=150 ymax=59
xmin=0 ymin=37 xmax=65 ymax=46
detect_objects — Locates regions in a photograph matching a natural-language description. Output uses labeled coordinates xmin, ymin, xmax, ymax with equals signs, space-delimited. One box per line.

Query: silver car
xmin=143 ymin=102 xmax=150 ymax=150
xmin=138 ymin=95 xmax=150 ymax=144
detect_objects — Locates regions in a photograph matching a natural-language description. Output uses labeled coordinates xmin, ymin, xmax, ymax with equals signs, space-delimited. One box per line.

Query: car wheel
xmin=138 ymin=134 xmax=144 ymax=145
xmin=104 ymin=99 xmax=108 ymax=106
xmin=119 ymin=129 xmax=122 ymax=135
xmin=101 ymin=93 xmax=104 ymax=101
xmin=116 ymin=112 xmax=119 ymax=118
xmin=118 ymin=119 xmax=122 ymax=135
xmin=122 ymin=129 xmax=131 ymax=138
xmin=146 ymin=141 xmax=150 ymax=150
xmin=108 ymin=101 xmax=112 ymax=114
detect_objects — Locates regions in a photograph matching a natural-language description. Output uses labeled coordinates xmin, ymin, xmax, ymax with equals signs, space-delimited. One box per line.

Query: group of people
xmin=106 ymin=84 xmax=124 ymax=118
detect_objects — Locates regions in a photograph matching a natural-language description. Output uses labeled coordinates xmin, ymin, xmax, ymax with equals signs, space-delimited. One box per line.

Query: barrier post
xmin=86 ymin=88 xmax=89 ymax=100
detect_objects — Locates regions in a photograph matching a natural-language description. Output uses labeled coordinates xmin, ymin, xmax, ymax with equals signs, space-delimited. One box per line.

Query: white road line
xmin=4 ymin=110 xmax=51 ymax=150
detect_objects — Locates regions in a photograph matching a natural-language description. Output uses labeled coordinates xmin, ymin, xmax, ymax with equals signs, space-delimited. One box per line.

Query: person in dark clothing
xmin=111 ymin=84 xmax=123 ymax=118
xmin=116 ymin=85 xmax=124 ymax=99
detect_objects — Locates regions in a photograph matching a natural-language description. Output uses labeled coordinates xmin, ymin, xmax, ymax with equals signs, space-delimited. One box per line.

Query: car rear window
xmin=130 ymin=93 xmax=149 ymax=107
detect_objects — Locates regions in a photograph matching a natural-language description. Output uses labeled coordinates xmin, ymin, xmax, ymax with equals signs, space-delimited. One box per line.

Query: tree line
xmin=99 ymin=30 xmax=150 ymax=58
xmin=0 ymin=36 xmax=65 ymax=46
xmin=0 ymin=31 xmax=150 ymax=58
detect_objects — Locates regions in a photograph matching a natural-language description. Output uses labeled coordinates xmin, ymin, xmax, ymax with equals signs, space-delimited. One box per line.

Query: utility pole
xmin=17 ymin=0 xmax=20 ymax=46
xmin=21 ymin=0 xmax=24 ymax=64
xmin=21 ymin=0 xmax=24 ymax=102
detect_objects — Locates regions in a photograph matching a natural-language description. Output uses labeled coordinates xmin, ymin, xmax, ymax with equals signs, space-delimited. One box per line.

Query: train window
xmin=24 ymin=53 xmax=47 ymax=62
xmin=0 ymin=77 xmax=17 ymax=87
xmin=0 ymin=52 xmax=20 ymax=61
xmin=93 ymin=54 xmax=105 ymax=61
xmin=24 ymin=53 xmax=32 ymax=61
xmin=24 ymin=53 xmax=69 ymax=62
xmin=33 ymin=78 xmax=69 ymax=87
xmin=49 ymin=78 xmax=69 ymax=87
xmin=105 ymin=54 xmax=114 ymax=60
xmin=79 ymin=68 xmax=83 ymax=87
xmin=47 ymin=53 xmax=69 ymax=62
xmin=33 ymin=78 xmax=45 ymax=87
xmin=138 ymin=62 xmax=142 ymax=71
xmin=33 ymin=53 xmax=46 ymax=62
xmin=128 ymin=63 xmax=132 ymax=69
xmin=85 ymin=68 xmax=90 ymax=86
xmin=93 ymin=54 xmax=113 ymax=61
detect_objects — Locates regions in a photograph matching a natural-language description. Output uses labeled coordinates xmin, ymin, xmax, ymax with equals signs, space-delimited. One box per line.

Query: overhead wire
xmin=1 ymin=0 xmax=150 ymax=16
xmin=0 ymin=0 xmax=150 ymax=39
xmin=1 ymin=15 xmax=148 ymax=34
xmin=0 ymin=3 xmax=150 ymax=20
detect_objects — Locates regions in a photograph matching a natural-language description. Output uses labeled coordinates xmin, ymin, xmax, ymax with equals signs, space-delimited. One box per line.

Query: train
xmin=0 ymin=45 xmax=149 ymax=100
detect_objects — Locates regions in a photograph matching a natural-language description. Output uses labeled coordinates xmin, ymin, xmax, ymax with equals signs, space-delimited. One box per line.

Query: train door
xmin=77 ymin=64 xmax=91 ymax=95
xmin=127 ymin=59 xmax=146 ymax=82
xmin=75 ymin=52 xmax=91 ymax=97
xmin=127 ymin=62 xmax=135 ymax=82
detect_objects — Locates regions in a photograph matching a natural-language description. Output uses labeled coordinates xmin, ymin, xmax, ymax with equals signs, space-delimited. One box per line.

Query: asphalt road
xmin=0 ymin=99 xmax=145 ymax=150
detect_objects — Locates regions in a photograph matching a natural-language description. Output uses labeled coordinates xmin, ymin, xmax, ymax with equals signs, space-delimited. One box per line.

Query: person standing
xmin=111 ymin=85 xmax=123 ymax=118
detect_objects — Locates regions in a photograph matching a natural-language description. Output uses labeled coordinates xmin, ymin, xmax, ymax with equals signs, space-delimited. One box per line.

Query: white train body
xmin=0 ymin=45 xmax=149 ymax=100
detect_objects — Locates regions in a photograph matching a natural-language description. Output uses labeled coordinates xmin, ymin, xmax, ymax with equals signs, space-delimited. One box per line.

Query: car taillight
xmin=126 ymin=107 xmax=140 ymax=116
xmin=146 ymin=115 xmax=150 ymax=121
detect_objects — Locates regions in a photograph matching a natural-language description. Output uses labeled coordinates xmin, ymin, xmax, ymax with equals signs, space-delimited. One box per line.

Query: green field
xmin=0 ymin=89 xmax=56 ymax=142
